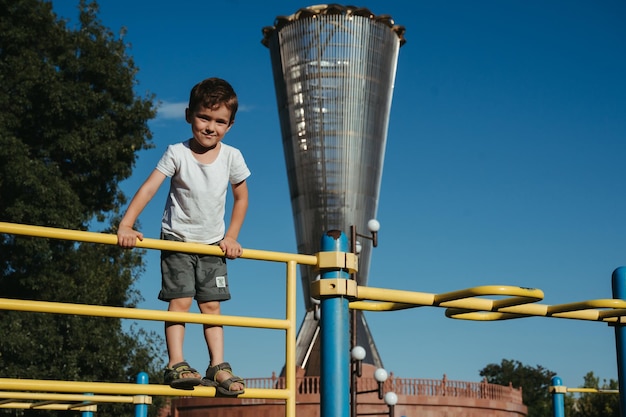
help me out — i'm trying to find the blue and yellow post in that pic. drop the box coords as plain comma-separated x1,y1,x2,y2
316,230,359,417
612,266,626,417
135,372,149,417
81,393,94,417
550,376,565,417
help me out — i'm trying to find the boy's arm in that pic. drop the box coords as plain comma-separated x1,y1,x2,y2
117,169,167,248
220,179,249,259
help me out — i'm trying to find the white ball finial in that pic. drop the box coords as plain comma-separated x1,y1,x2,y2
351,345,366,361
374,368,388,382
367,219,380,232
384,391,398,406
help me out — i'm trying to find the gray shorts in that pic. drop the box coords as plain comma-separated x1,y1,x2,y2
158,233,231,303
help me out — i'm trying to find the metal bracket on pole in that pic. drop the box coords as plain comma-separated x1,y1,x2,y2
317,252,359,275
311,278,358,300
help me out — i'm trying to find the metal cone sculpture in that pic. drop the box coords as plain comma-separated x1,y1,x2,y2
262,4,405,373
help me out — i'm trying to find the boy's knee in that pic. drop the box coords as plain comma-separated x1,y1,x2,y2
198,300,221,315
169,297,194,311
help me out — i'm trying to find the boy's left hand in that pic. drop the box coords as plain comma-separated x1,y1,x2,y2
220,236,243,259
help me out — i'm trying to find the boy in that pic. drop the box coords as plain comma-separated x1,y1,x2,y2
117,78,249,395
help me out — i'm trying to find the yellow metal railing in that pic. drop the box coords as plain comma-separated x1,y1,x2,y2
2,221,626,415
0,391,150,412
311,278,626,324
550,385,619,394
0,221,322,417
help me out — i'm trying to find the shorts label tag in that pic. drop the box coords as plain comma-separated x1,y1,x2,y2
216,276,226,288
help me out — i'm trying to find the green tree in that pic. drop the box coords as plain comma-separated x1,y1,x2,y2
569,372,619,417
0,0,165,416
480,359,556,417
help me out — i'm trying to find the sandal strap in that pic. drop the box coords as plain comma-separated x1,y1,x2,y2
165,361,201,382
203,362,246,395
172,361,199,372
205,362,233,380
213,362,232,372
220,376,245,389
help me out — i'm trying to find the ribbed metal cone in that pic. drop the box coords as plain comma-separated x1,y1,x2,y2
263,4,404,371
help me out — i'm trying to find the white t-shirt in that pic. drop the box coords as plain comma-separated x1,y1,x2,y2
156,140,251,244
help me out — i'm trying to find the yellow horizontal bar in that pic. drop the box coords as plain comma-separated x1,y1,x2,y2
566,388,619,394
548,299,626,315
356,286,436,306
498,299,626,322
0,403,96,411
445,309,531,321
353,285,626,323
0,222,317,266
0,378,290,400
349,301,417,312
551,386,619,394
0,392,143,404
444,300,626,322
445,301,552,320
352,285,543,312
0,298,289,330
434,285,544,305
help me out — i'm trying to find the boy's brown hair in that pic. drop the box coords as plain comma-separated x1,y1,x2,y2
188,78,238,123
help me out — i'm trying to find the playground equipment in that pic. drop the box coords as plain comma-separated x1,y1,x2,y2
0,373,150,416
0,221,307,416
550,376,620,417
1,221,626,417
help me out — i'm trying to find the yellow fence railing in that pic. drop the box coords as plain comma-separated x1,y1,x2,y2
2,221,626,416
0,221,320,417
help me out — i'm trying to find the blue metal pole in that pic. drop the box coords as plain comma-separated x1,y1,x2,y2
135,372,149,417
81,393,94,417
551,376,565,417
612,267,626,417
320,230,350,417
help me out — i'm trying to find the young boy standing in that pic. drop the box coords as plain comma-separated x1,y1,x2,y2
117,78,249,395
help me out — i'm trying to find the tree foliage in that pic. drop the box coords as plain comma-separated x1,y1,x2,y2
568,372,620,417
480,360,621,417
0,0,165,415
480,359,556,417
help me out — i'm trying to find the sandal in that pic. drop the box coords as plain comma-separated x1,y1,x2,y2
202,362,245,396
164,361,203,390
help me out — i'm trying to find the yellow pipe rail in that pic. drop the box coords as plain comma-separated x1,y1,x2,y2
3,221,626,414
566,388,619,394
550,385,619,394
0,403,96,411
0,379,289,399
0,392,150,412
0,222,318,266
444,298,626,322
0,222,301,415
0,298,289,330
348,283,626,323
0,392,149,404
284,260,298,417
349,285,544,312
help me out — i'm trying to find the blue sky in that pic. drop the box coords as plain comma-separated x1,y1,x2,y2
50,1,626,387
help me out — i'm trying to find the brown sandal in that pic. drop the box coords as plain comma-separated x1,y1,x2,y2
164,361,203,390
202,362,245,396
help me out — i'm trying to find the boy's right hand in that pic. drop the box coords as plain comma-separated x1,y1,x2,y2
117,225,144,248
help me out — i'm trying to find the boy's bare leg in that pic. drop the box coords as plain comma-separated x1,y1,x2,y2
165,297,198,377
199,301,245,392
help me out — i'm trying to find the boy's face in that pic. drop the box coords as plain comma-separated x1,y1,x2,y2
185,104,233,149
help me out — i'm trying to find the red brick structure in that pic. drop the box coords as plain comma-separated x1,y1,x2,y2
163,365,527,417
